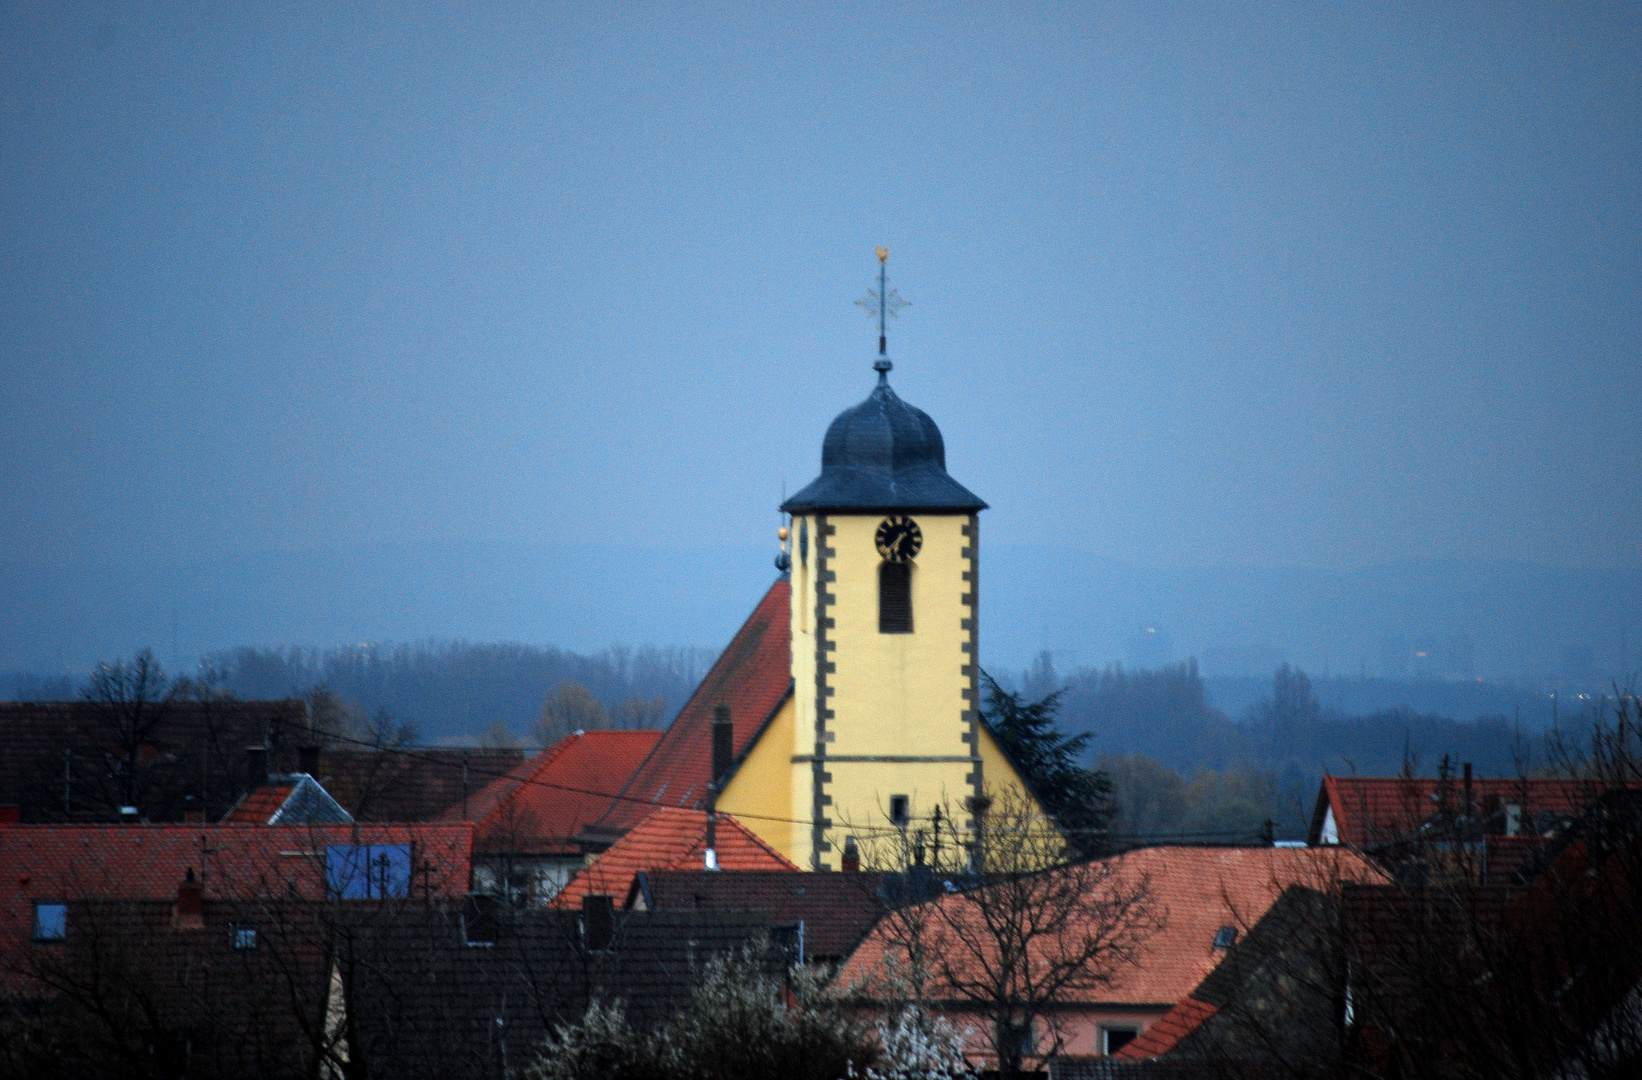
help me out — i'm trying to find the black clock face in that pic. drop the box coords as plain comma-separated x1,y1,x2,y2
875,516,923,563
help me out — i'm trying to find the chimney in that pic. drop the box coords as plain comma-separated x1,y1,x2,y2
298,745,321,776
1463,762,1474,817
246,746,269,786
119,806,140,824
582,894,615,951
0,805,19,825
182,795,204,825
173,868,204,930
841,835,860,873
711,704,734,788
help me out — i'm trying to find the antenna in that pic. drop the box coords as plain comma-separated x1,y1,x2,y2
855,247,909,372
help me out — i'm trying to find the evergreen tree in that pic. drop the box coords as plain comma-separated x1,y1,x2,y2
981,672,1115,855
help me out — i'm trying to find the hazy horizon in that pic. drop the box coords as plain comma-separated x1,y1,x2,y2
4,6,1638,687
5,538,1637,695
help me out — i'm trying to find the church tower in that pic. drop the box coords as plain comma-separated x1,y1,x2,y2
637,254,1045,873
780,350,989,870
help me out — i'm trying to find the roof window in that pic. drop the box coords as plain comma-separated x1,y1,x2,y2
326,844,412,900
1213,925,1238,949
33,902,66,943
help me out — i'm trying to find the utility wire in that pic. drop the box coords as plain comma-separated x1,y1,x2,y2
296,726,1282,843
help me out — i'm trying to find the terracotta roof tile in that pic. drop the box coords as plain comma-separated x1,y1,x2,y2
0,821,473,988
222,785,295,823
841,846,1383,1008
1309,776,1593,847
1116,996,1219,1060
440,730,661,855
582,582,792,841
553,807,797,909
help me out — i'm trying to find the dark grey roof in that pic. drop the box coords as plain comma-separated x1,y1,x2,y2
341,904,776,1079
627,869,889,960
781,367,986,514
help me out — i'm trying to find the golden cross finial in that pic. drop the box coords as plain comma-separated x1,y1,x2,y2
855,248,909,364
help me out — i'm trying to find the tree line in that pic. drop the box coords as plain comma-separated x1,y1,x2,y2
199,640,715,744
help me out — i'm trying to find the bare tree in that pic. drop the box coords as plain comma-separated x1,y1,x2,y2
855,788,1162,1079
79,649,181,815
478,720,524,751
536,682,609,745
609,695,669,731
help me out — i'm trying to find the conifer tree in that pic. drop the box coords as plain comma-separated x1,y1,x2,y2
980,673,1115,855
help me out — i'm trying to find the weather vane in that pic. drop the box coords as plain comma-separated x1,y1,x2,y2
855,247,909,366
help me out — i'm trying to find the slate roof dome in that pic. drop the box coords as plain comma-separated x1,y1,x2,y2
781,363,986,514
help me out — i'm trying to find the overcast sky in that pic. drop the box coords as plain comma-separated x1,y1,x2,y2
2,4,1638,671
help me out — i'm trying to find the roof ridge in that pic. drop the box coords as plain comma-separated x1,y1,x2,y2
581,579,791,837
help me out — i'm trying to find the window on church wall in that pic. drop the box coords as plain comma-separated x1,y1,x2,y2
879,561,913,633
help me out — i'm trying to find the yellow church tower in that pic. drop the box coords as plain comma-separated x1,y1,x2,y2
777,252,996,871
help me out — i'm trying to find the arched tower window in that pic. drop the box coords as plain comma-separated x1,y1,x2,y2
879,561,913,634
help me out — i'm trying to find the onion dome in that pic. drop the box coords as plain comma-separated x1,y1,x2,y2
781,361,986,514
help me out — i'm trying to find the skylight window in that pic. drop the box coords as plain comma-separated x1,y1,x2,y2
33,902,66,942
1213,926,1238,949
326,844,412,899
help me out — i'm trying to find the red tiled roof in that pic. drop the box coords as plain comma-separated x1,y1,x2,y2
552,807,797,909
840,846,1383,1008
582,581,792,842
439,730,662,855
0,822,474,981
1309,776,1595,847
222,785,295,823
1116,995,1219,1060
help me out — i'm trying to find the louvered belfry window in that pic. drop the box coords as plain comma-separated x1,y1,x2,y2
879,561,913,634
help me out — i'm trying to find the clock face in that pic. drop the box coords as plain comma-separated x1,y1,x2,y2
875,516,923,563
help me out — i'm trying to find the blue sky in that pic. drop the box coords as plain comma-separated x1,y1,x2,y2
2,3,1638,675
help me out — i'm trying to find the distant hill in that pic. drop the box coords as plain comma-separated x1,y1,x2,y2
1203,675,1559,730
6,641,715,746
2,541,1637,688
1052,660,1560,782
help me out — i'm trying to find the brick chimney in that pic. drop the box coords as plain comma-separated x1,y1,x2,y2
173,868,204,930
246,746,269,786
0,805,19,826
841,835,860,873
299,744,321,776
705,704,734,871
182,795,204,825
711,704,734,787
